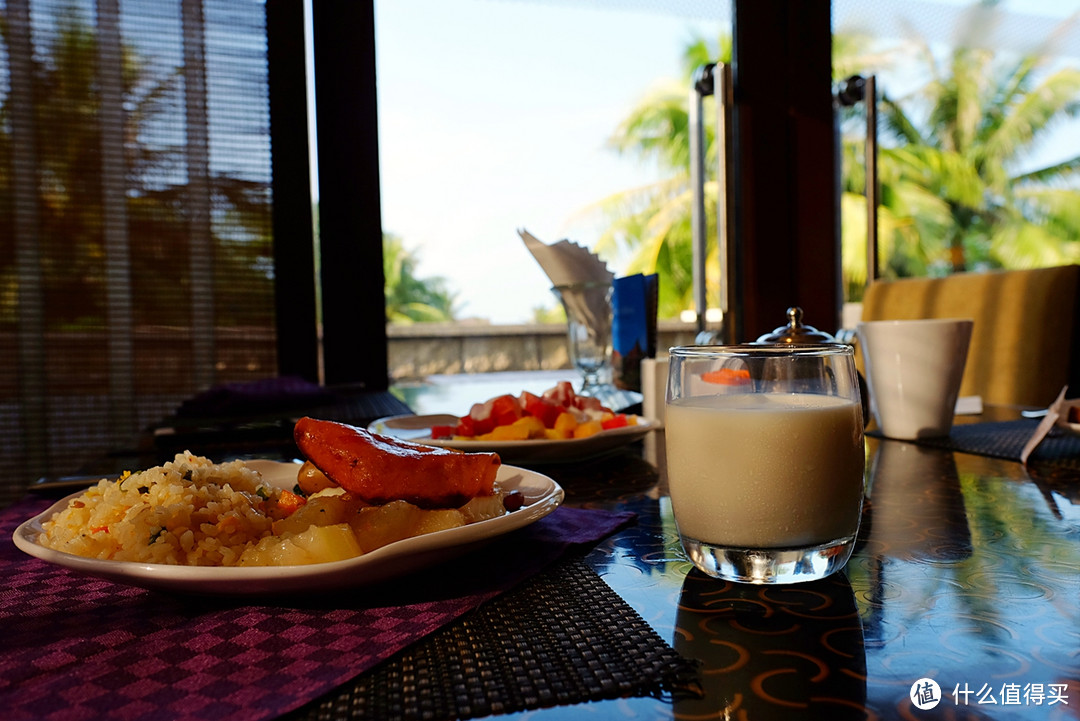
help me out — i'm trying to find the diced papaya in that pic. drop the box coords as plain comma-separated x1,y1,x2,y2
553,412,578,436
511,415,546,438
573,420,604,439
481,424,530,441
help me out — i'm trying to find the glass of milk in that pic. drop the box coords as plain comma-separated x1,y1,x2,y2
665,344,866,584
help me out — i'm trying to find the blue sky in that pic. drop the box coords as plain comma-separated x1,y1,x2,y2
374,0,1080,324
374,0,718,323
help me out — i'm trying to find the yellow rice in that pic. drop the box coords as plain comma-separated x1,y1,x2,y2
38,452,279,566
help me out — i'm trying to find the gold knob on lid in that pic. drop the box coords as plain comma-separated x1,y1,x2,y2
755,307,838,345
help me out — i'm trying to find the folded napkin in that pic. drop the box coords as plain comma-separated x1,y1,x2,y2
519,229,613,288
0,500,634,721
521,229,615,346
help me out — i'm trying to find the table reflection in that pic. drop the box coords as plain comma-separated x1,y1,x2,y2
864,440,972,561
566,429,1080,719
674,571,867,719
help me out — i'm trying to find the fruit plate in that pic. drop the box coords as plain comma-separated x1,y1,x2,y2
12,460,563,595
367,414,661,463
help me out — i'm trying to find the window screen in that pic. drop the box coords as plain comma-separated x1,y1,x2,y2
0,0,275,503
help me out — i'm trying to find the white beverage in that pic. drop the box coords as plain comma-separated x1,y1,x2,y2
666,392,865,549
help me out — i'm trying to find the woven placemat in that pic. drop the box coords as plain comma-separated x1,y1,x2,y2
873,419,1080,471
289,559,700,721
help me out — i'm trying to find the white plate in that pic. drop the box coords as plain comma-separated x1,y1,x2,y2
367,414,661,463
12,460,563,595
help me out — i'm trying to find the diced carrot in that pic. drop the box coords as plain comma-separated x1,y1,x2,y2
217,515,242,533
276,488,307,516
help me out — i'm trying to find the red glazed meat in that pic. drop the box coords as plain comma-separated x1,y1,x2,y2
294,417,500,507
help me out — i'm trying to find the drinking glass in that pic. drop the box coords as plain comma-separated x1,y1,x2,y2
552,282,613,393
665,344,866,584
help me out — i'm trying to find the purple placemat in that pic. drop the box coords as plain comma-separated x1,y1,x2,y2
1,498,634,721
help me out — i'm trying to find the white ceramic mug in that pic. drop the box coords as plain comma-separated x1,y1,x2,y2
856,318,974,440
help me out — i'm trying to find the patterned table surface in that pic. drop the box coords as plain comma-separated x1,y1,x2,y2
524,431,1080,720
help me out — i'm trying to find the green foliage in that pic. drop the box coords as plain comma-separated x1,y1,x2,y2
594,3,1080,314
383,233,457,324
0,5,274,330
583,33,731,319
531,304,565,324
843,3,1080,295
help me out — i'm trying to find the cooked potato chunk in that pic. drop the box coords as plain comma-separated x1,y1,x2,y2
238,523,362,565
296,460,340,495
349,500,466,553
290,523,364,562
271,493,364,536
459,494,509,523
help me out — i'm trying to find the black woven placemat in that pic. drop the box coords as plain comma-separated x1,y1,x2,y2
289,559,700,721
873,419,1080,471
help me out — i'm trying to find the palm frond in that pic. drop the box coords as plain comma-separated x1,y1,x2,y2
984,67,1080,165
606,83,692,172
990,220,1080,268
1011,153,1080,185
879,94,925,146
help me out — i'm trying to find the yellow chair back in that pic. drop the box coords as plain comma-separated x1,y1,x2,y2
857,265,1080,408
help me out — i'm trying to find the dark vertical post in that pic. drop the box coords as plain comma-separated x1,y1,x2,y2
9,0,47,476
310,0,389,389
97,0,135,440
267,0,321,383
181,0,215,389
731,0,839,339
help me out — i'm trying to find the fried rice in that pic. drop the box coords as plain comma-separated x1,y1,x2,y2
38,452,279,566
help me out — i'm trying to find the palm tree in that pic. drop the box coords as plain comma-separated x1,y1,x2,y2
842,3,1080,295
583,36,730,319
0,7,275,329
591,4,1080,311
383,233,458,324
